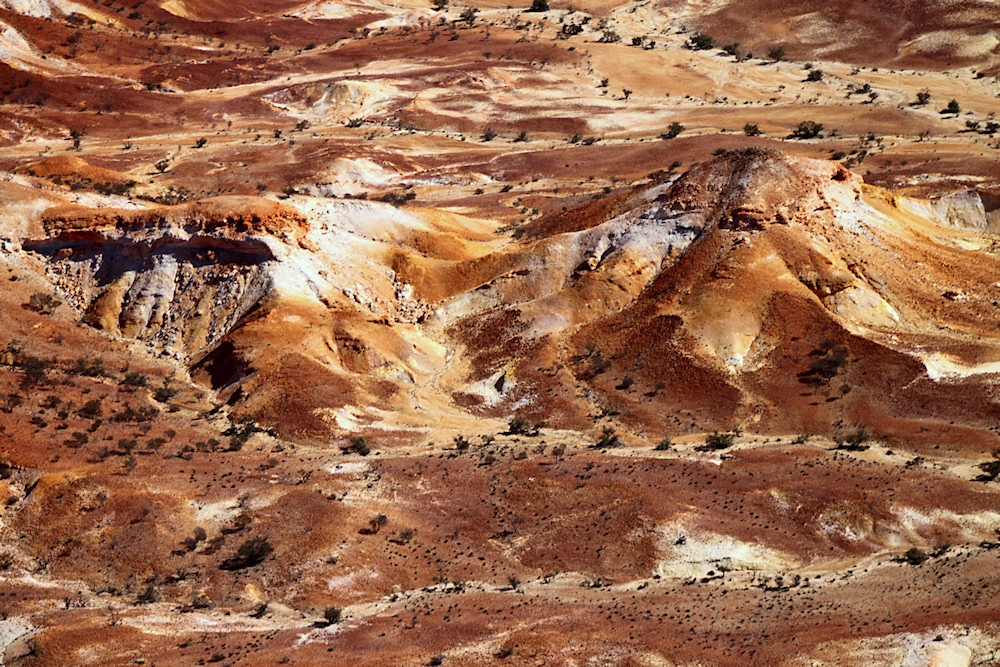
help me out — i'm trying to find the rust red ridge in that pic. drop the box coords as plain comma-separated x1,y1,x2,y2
38,197,308,238
677,0,1000,69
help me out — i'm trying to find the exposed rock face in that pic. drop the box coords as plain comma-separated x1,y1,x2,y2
37,196,310,240
662,147,859,230
23,197,303,357
900,189,990,232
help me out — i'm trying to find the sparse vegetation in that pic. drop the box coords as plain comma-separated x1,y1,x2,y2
460,6,478,25
593,426,621,449
345,436,370,455
698,431,736,451
78,399,103,419
362,513,388,535
25,292,60,315
791,120,823,139
221,538,274,570
225,416,262,450
800,340,847,384
904,547,928,565
688,33,714,50
122,371,147,388
976,449,1000,481
69,127,86,150
506,418,543,436
662,122,685,139
73,357,107,377
153,381,179,403
835,428,870,451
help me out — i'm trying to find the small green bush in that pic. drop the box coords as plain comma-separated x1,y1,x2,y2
221,538,274,570
346,436,370,455
594,427,621,449
791,121,823,139
941,99,960,115
78,399,102,419
323,606,342,625
662,122,684,139
689,33,714,50
25,292,60,315
702,431,735,450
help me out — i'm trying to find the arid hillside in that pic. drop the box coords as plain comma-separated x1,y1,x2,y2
1,0,1000,664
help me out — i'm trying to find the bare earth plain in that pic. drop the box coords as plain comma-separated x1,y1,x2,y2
1,0,1000,664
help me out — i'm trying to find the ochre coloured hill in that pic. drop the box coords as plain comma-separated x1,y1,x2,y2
440,151,1000,449
18,150,1000,451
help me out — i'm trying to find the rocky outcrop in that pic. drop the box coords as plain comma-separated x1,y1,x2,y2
22,197,302,358
899,189,990,232
39,196,310,243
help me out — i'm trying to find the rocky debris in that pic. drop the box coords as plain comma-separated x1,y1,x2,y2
391,271,432,324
